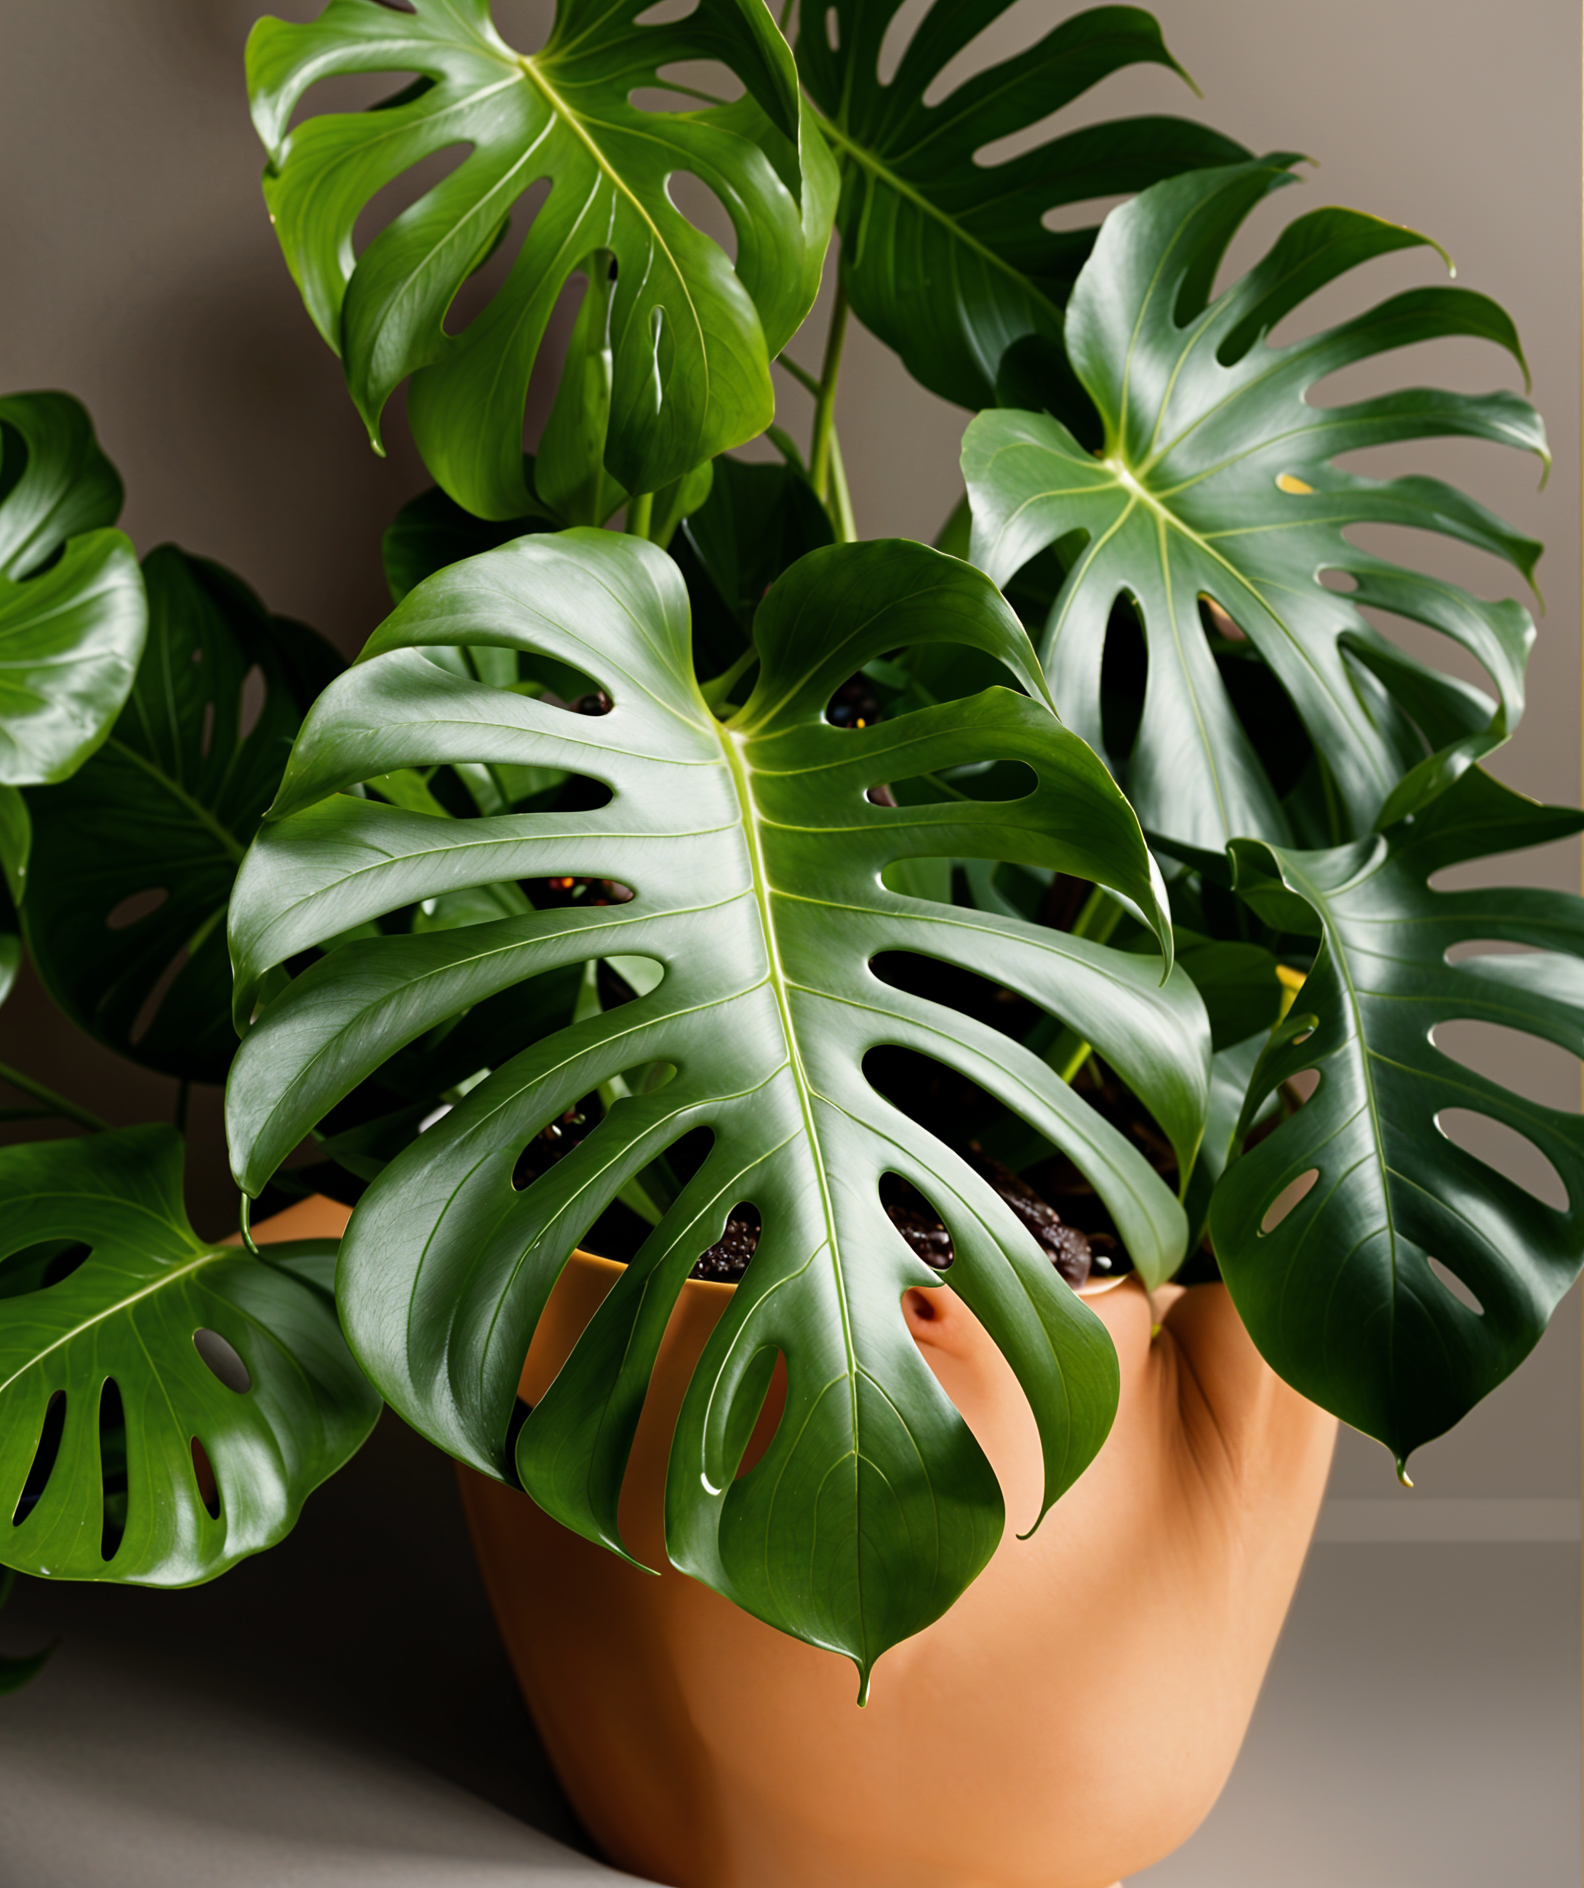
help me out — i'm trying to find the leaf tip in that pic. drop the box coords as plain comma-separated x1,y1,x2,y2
1395,1458,1414,1490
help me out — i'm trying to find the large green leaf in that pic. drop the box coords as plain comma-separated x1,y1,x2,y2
248,0,837,518
21,548,341,1082
225,530,1210,1685
965,161,1548,853
0,1128,379,1585
795,2,1249,411
1209,768,1584,1471
0,392,146,791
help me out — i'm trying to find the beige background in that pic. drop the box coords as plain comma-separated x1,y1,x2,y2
0,2,1577,1882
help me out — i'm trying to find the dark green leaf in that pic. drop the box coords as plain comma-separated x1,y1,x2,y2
22,549,342,1082
248,0,837,515
225,530,1210,1685
797,2,1249,409
966,162,1547,852
0,393,146,791
0,1128,379,1585
1209,768,1584,1470
382,473,552,603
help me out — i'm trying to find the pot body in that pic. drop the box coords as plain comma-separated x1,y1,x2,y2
459,1254,1335,1888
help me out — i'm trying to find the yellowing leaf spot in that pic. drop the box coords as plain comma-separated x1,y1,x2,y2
1276,473,1313,495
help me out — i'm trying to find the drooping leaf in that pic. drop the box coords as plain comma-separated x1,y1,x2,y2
21,548,342,1082
965,161,1548,852
796,2,1249,411
0,392,146,797
0,1127,379,1585
225,530,1210,1684
248,0,837,516
1209,768,1584,1470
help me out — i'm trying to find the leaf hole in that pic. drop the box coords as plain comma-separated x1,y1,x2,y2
12,1391,66,1527
0,1240,92,1300
877,0,931,84
633,0,698,24
238,664,266,741
693,1200,760,1281
1260,1168,1317,1233
350,140,474,266
191,1437,221,1520
99,1379,127,1561
1435,1107,1568,1211
129,944,190,1047
511,1090,605,1192
193,1328,251,1395
1430,1018,1581,1112
106,887,169,931
1443,938,1541,964
1199,594,1244,641
878,759,1038,805
664,172,738,267
825,5,840,51
1099,590,1147,765
519,255,590,452
1317,567,1359,593
1427,1255,1484,1316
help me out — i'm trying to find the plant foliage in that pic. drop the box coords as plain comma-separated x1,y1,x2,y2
225,530,1210,1685
248,0,837,516
964,161,1547,852
796,1,1249,410
0,1127,379,1585
1212,768,1584,1469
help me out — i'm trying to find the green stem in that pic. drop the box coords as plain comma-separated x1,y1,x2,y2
701,647,760,712
0,1061,110,1134
626,491,654,540
809,279,850,505
828,425,857,543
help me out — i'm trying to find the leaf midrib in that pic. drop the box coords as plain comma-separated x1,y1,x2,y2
720,718,866,1656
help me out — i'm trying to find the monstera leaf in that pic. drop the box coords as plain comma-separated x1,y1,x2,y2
965,161,1548,853
0,393,147,920
248,0,836,518
795,2,1248,411
0,1128,379,1585
225,530,1211,1686
1209,768,1584,1472
22,548,342,1082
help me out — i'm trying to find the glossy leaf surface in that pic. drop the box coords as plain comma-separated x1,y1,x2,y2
797,2,1248,410
1210,769,1584,1469
226,530,1210,1683
249,0,836,516
0,1127,378,1585
966,162,1547,852
22,549,341,1082
0,393,146,791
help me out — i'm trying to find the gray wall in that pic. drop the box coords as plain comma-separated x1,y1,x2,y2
0,2,1576,1503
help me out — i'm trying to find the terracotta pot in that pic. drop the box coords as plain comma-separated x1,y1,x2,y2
459,1252,1336,1888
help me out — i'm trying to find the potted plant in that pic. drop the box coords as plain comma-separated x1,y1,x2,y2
0,2,1576,1884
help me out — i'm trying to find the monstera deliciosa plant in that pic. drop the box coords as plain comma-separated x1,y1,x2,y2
1,0,1579,1701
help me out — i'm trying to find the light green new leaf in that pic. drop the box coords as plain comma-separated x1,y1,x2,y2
965,162,1548,853
22,549,342,1083
225,530,1209,1685
0,1128,379,1585
248,0,836,517
1209,768,1584,1471
0,392,146,792
795,2,1249,411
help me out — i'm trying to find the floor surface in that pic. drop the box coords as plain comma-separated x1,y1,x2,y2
1,1413,1576,1887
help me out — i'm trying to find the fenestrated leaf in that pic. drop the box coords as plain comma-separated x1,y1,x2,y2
966,162,1548,853
224,530,1210,1685
248,0,837,517
21,548,343,1082
0,392,146,793
1209,768,1584,1471
0,1127,379,1585
795,2,1249,411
